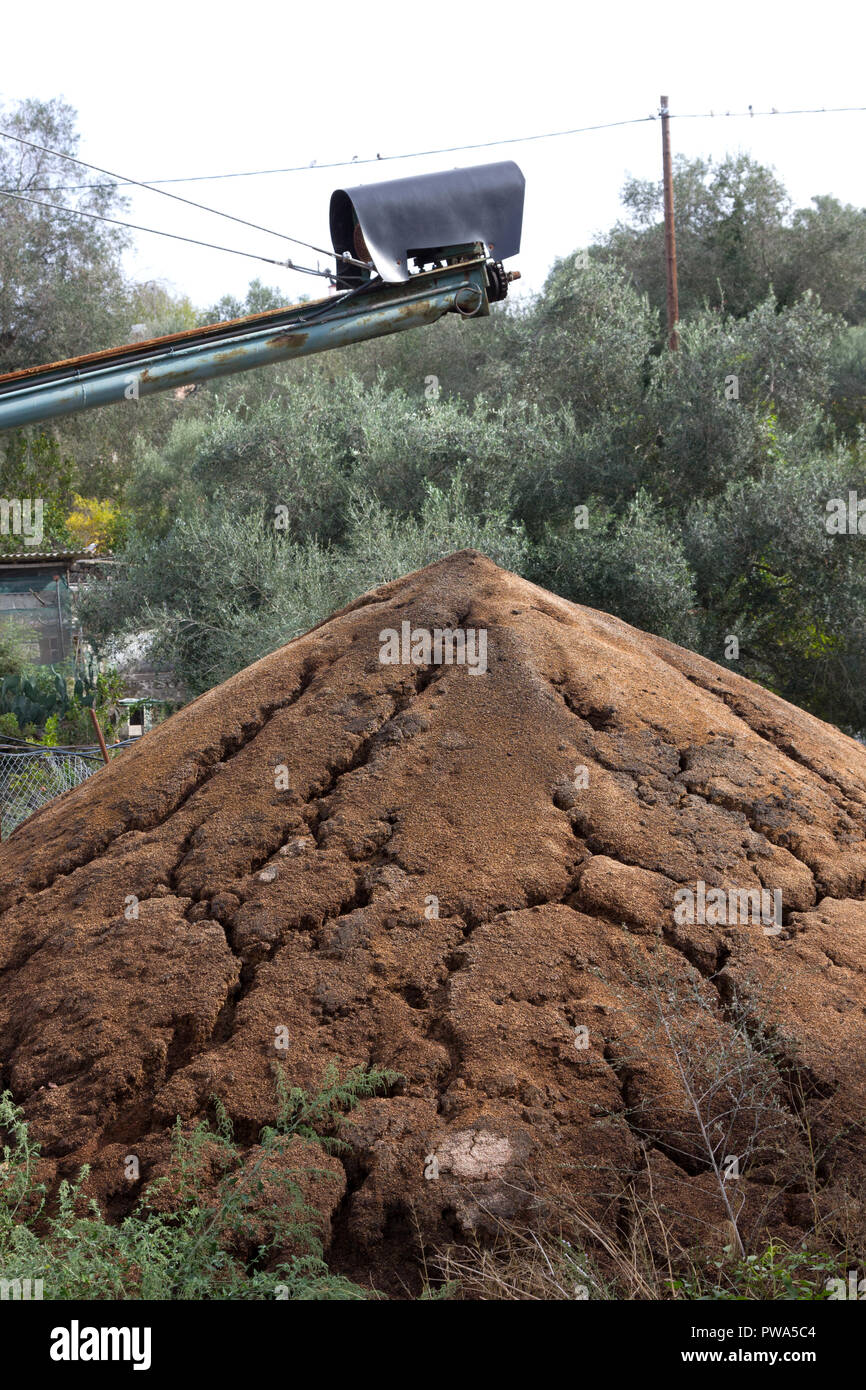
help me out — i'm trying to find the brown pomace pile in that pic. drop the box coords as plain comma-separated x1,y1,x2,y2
1,551,865,1288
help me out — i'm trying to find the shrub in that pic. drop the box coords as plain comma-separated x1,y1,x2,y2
0,1064,398,1300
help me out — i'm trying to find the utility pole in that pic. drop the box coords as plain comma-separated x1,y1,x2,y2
660,95,679,350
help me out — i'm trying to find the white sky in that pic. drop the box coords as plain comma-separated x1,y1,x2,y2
2,0,865,319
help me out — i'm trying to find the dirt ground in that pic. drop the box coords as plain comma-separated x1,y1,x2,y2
1,551,864,1289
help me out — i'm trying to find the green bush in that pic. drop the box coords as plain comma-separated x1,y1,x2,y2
0,622,29,678
0,659,123,744
529,489,699,648
671,1243,843,1301
0,1064,398,1300
0,710,20,739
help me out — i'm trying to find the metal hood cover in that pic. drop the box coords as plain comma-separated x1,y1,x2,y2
329,160,525,283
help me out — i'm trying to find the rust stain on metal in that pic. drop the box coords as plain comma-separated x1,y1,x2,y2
0,296,326,387
272,331,309,349
353,224,371,262
395,298,436,319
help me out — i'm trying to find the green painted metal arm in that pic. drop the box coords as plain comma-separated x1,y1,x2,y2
0,258,492,431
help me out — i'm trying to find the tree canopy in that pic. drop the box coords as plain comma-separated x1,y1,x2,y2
596,153,866,326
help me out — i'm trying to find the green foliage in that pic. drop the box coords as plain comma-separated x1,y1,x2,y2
683,449,866,726
598,153,866,327
0,1065,396,1299
65,494,128,553
510,257,658,420
0,97,129,376
126,373,537,547
0,711,21,739
0,98,212,498
644,292,837,504
80,254,866,731
829,325,866,438
337,299,522,407
780,195,866,324
529,490,699,648
341,473,529,588
0,669,67,729
199,277,295,326
39,712,61,747
0,622,29,677
56,664,124,745
0,657,123,743
265,1061,401,1151
0,430,75,554
125,281,200,339
671,1243,842,1301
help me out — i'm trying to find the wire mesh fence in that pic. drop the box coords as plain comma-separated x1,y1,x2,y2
0,746,106,839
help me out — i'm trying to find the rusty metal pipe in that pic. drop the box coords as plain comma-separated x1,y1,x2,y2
0,260,490,431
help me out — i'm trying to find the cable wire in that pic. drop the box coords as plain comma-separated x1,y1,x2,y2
6,104,866,191
0,188,314,270
0,128,361,266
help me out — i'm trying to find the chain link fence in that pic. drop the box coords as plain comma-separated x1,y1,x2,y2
0,747,106,839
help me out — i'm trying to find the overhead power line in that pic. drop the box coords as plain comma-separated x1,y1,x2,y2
0,189,322,272
0,129,364,269
676,103,866,121
3,116,656,193
5,104,865,192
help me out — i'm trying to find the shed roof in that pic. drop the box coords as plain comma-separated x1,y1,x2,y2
0,551,86,566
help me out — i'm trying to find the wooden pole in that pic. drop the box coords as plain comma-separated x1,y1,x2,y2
660,94,680,350
54,575,66,660
89,706,110,765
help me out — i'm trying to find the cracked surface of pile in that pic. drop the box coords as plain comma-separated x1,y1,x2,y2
2,550,865,1287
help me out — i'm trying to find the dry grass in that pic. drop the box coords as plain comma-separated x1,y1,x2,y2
424,1170,864,1301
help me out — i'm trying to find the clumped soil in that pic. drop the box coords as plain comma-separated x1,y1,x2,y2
1,551,864,1290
